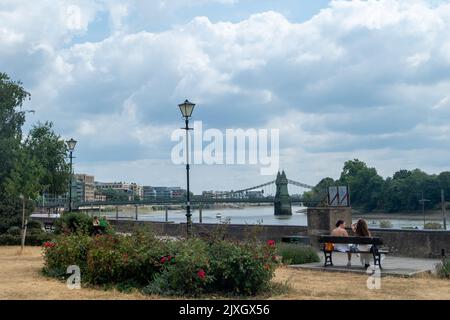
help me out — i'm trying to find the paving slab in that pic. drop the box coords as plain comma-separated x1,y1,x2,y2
290,252,441,277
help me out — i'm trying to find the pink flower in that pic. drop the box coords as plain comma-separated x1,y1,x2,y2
197,269,206,279
267,240,276,246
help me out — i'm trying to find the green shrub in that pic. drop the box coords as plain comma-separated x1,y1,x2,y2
7,226,21,236
437,258,450,279
42,234,92,277
54,212,93,235
86,232,165,285
424,222,443,230
277,243,320,265
27,220,44,231
379,220,393,229
144,238,212,296
0,230,52,246
206,239,279,295
53,212,114,235
42,233,280,297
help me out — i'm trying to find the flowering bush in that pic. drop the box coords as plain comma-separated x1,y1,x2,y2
206,239,279,295
42,232,279,296
42,234,92,278
144,238,213,296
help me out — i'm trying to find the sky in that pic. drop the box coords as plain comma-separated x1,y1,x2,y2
2,0,450,193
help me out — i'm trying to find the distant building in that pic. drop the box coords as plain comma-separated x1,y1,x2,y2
130,183,143,199
94,193,107,202
143,186,156,199
73,174,96,202
142,186,186,199
95,181,143,200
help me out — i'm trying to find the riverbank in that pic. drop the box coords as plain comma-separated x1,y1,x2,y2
353,210,449,221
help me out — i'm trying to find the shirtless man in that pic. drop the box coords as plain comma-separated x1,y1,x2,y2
331,220,352,266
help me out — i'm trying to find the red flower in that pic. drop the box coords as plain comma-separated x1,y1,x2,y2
267,240,276,246
160,256,168,264
43,241,55,248
197,269,206,279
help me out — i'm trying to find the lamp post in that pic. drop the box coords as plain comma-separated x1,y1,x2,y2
67,138,77,212
419,191,430,229
178,99,195,237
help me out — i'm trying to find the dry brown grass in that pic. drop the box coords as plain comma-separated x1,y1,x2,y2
272,267,450,300
0,246,448,300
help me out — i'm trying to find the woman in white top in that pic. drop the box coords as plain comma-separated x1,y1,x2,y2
352,219,372,269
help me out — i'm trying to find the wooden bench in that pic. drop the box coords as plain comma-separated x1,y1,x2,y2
318,236,389,269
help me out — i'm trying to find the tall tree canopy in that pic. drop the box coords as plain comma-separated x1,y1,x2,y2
0,73,70,232
305,159,450,213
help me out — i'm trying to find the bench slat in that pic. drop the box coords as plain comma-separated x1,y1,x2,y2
318,236,383,245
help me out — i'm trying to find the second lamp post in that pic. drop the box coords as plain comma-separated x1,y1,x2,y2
67,138,77,212
178,99,195,236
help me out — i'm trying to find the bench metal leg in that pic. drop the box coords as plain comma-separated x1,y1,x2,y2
372,252,382,270
324,251,333,267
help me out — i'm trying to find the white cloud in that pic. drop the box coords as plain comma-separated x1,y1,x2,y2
3,0,450,190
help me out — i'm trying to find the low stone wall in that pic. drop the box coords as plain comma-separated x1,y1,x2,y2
32,216,449,258
109,220,308,241
369,228,449,258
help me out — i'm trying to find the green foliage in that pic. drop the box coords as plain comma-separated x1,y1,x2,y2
424,222,443,230
379,220,393,229
0,229,51,246
42,232,279,297
206,239,279,295
339,159,384,211
54,212,95,235
302,177,334,207
86,232,165,285
277,244,320,265
25,122,71,196
437,258,450,279
0,73,70,233
42,234,92,276
53,212,114,236
145,238,212,296
305,159,450,213
0,191,35,233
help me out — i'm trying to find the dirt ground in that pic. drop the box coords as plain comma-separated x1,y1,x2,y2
0,246,449,300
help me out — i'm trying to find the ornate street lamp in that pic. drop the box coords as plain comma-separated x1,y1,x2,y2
67,138,77,212
178,99,195,236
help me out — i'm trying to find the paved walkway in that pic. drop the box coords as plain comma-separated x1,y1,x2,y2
290,252,441,277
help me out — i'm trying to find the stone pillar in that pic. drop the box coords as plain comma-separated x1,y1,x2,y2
307,206,352,248
274,170,292,215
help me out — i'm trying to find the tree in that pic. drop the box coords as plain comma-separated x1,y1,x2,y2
25,121,71,196
338,159,384,211
0,73,33,233
0,73,30,194
302,177,335,207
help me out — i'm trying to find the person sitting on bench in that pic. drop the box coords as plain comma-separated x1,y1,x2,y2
331,220,352,267
92,216,102,235
353,219,372,269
